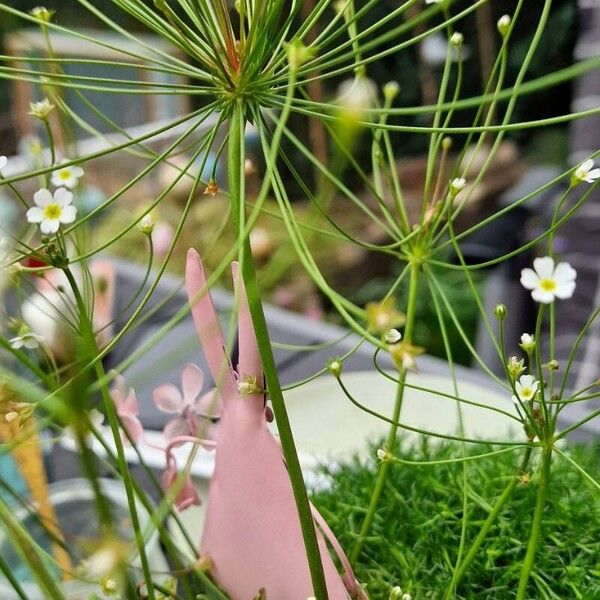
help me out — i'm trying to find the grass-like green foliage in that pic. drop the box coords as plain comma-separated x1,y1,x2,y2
312,439,600,599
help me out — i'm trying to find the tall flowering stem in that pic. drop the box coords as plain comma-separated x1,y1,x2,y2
350,261,420,564
228,92,329,597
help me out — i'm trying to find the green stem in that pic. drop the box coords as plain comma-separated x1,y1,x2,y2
350,261,420,564
516,446,553,600
62,266,156,600
228,101,329,599
445,448,532,597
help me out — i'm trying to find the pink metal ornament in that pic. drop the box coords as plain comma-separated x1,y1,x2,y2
185,249,366,599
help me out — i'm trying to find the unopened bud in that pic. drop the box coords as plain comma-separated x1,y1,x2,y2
389,587,402,599
327,358,343,378
441,137,453,151
30,6,54,22
384,328,402,344
494,304,507,320
137,214,154,235
383,81,400,103
507,356,525,381
450,32,464,47
497,14,511,37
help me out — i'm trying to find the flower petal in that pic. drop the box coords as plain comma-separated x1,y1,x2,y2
153,384,183,413
121,388,139,417
520,268,539,290
554,280,576,300
553,262,576,284
193,388,221,418
579,159,593,173
59,205,77,223
26,206,44,223
40,219,60,235
585,168,600,181
533,256,554,279
531,288,555,304
54,187,73,207
180,363,204,406
33,188,53,207
163,416,191,440
120,414,143,444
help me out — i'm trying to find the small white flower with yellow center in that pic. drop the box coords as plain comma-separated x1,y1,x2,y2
512,374,539,405
520,257,576,304
51,161,84,189
571,159,600,186
27,188,77,235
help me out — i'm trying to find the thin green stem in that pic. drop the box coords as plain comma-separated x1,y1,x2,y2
350,262,419,564
516,446,553,600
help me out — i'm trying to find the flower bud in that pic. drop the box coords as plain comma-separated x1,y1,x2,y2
450,32,464,47
137,214,154,235
389,586,402,599
519,333,535,353
383,81,400,104
494,304,507,320
449,177,466,197
507,356,525,381
384,328,402,344
441,137,453,151
30,6,54,22
327,358,343,378
497,14,511,37
544,359,559,371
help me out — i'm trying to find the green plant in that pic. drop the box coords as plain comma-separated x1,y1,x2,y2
0,0,598,598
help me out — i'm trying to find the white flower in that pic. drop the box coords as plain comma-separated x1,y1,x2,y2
520,257,576,304
0,155,7,172
27,188,77,234
449,177,466,196
10,329,43,350
51,161,84,189
512,374,539,404
572,159,600,185
336,76,378,123
519,333,535,352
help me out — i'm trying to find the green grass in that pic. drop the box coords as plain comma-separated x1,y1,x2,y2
312,439,600,599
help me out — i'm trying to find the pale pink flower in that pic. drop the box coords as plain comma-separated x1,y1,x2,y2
110,373,143,444
153,363,221,449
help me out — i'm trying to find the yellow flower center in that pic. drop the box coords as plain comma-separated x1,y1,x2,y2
521,387,533,399
58,169,71,180
540,278,556,292
43,203,61,220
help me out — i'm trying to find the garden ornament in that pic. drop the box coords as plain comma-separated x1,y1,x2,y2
185,248,366,599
